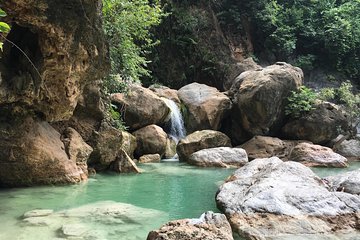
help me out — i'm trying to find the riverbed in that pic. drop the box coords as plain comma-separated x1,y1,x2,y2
0,161,359,240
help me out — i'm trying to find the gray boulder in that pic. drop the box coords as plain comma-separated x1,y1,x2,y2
176,130,232,162
335,139,360,160
178,83,232,133
289,142,348,168
147,211,233,240
229,62,303,138
325,169,360,195
216,157,360,239
188,147,248,168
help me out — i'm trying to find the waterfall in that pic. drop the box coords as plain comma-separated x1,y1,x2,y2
162,98,186,142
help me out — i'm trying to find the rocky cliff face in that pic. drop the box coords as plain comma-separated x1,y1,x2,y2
0,0,109,186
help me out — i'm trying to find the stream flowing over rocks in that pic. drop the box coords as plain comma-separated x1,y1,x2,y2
216,157,360,239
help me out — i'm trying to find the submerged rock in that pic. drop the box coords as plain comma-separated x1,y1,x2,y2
147,211,234,240
289,142,348,168
176,130,232,162
178,83,232,132
216,157,360,239
111,85,170,130
229,62,303,137
189,147,248,168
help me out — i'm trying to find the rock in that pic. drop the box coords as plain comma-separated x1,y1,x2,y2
0,0,108,122
133,125,168,158
139,154,161,163
335,139,360,160
61,127,93,176
0,117,84,186
188,147,248,168
111,85,170,130
149,85,181,104
229,62,303,137
176,130,232,162
61,224,89,237
223,57,262,90
216,157,360,239
240,135,291,160
23,209,54,218
109,149,141,174
325,169,360,195
282,101,349,144
289,142,348,168
147,211,234,240
88,123,138,172
164,138,177,159
178,83,232,132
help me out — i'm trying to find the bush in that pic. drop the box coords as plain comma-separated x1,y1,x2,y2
285,86,317,118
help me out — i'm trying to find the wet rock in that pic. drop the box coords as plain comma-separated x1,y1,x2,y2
325,169,360,195
149,85,181,104
62,127,93,176
0,117,84,186
139,154,161,163
133,125,168,158
89,123,137,172
282,101,349,144
216,157,360,239
111,85,170,130
164,138,177,159
178,83,232,132
289,142,348,168
109,149,141,174
189,147,248,168
0,0,108,122
61,224,89,237
229,62,303,137
335,139,360,160
147,211,233,240
176,130,232,162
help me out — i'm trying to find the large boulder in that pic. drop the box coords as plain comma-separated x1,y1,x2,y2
289,142,348,168
149,85,181,104
139,154,161,163
239,135,292,160
147,211,233,240
61,127,93,175
216,157,360,239
88,123,137,172
109,149,141,174
0,0,108,122
133,125,168,158
178,83,232,132
111,85,170,130
0,117,85,186
282,101,349,144
188,147,248,168
176,130,232,162
325,169,360,195
335,139,360,160
229,62,303,137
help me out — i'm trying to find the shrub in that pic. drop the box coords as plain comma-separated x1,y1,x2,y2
285,86,317,118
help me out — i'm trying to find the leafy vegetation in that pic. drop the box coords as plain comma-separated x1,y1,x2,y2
285,86,317,118
216,0,360,81
102,0,165,93
0,8,11,51
109,104,128,131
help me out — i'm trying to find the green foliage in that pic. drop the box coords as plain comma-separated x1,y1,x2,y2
102,0,165,90
0,8,10,51
285,86,317,118
103,74,129,94
320,81,360,131
292,54,316,71
109,104,128,131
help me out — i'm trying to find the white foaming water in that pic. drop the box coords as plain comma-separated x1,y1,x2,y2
162,98,186,142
